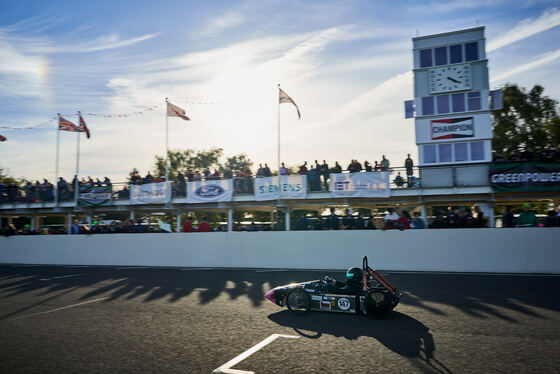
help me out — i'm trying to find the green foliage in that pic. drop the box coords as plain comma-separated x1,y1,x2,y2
492,83,560,155
225,153,253,172
0,167,19,185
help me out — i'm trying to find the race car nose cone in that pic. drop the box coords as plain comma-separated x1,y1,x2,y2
265,289,276,304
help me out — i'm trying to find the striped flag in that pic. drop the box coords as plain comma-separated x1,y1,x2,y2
79,114,91,139
279,87,301,119
167,101,190,121
58,116,80,132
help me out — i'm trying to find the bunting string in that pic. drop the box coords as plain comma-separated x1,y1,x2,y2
0,100,220,130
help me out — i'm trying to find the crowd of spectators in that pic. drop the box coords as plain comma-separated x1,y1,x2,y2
493,145,560,163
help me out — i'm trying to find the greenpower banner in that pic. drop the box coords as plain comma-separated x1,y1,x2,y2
253,175,307,201
78,185,112,206
490,163,560,192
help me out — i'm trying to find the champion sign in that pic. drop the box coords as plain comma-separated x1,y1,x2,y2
431,117,474,140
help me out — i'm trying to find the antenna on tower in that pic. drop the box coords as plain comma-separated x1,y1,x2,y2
476,19,479,26
416,29,420,37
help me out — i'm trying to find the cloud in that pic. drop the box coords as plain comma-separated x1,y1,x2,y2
491,48,560,82
487,7,560,51
197,10,245,37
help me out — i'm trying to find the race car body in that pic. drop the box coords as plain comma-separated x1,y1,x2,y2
265,256,401,318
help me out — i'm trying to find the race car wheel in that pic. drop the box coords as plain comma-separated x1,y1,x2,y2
286,288,311,315
364,290,393,319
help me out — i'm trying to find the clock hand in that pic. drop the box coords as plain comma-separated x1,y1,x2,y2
447,77,461,83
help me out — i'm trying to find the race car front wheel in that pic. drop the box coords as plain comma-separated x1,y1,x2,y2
286,288,311,315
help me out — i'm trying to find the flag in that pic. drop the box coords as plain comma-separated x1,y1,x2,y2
279,87,301,119
167,101,190,121
0,134,6,142
79,114,91,139
58,116,80,132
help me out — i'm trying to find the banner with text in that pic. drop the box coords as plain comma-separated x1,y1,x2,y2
329,172,391,198
78,185,112,206
186,179,234,203
253,175,307,201
130,182,171,204
490,163,560,192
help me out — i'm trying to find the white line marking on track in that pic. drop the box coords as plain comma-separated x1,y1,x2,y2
181,268,214,271
213,334,299,374
8,297,110,321
40,274,81,281
116,266,152,269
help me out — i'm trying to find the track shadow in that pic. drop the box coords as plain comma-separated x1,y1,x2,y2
269,310,452,374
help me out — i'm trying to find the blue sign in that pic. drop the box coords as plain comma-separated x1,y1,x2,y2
195,185,225,197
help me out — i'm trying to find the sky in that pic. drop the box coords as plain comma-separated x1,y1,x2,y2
1,0,559,183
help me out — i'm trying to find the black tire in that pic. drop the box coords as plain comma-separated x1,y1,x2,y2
286,288,311,315
364,290,393,319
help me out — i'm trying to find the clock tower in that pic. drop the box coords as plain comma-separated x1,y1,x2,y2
408,27,493,166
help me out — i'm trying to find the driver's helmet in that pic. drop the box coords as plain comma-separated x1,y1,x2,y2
345,267,363,285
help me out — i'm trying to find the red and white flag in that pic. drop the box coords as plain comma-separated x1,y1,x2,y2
0,134,6,142
58,116,80,132
79,114,91,139
167,101,190,121
279,87,301,119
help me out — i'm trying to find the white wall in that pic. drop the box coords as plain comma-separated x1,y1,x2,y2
1,229,559,273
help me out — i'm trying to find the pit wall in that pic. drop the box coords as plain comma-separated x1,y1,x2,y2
1,229,558,273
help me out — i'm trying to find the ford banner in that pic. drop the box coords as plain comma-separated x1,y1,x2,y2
130,181,171,204
330,172,391,198
186,179,234,203
253,175,307,201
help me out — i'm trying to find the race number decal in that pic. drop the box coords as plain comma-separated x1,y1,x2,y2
337,297,350,311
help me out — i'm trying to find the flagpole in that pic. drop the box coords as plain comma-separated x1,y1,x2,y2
165,98,169,182
277,84,281,179
55,114,61,204
76,112,81,178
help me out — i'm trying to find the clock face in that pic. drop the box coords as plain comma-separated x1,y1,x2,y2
429,64,471,94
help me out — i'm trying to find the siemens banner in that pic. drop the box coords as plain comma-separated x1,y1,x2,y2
253,175,307,201
130,182,171,204
330,172,391,198
186,179,234,203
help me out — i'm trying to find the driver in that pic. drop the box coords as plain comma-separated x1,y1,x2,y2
324,267,363,295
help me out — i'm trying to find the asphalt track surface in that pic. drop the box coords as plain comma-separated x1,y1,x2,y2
0,265,559,374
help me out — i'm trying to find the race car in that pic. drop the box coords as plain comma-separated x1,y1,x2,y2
265,256,401,318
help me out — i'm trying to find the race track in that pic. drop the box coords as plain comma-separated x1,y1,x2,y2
0,265,559,373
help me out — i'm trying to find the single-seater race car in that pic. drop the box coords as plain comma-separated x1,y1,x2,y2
265,256,401,318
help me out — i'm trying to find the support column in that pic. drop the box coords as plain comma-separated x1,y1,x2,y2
67,212,73,234
30,214,36,231
176,212,182,233
36,216,43,231
227,208,233,232
421,203,427,221
285,207,291,231
0,216,2,229
8,217,13,226
86,213,92,230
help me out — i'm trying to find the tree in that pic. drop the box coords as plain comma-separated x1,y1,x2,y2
492,83,560,156
225,153,253,171
0,168,17,185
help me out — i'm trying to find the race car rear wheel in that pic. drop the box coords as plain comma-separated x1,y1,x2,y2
286,288,311,315
364,290,393,319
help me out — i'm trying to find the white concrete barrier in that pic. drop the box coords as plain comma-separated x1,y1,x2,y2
0,229,559,273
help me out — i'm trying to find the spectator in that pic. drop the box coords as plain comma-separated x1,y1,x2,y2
355,212,367,229
508,150,520,162
256,164,265,178
405,154,414,182
279,162,289,175
364,161,372,172
197,217,211,232
103,176,112,186
429,211,446,229
263,163,272,177
143,172,153,184
517,204,538,227
374,161,381,171
347,160,355,173
182,216,194,232
380,155,390,171
544,210,558,227
342,209,355,230
366,215,377,230
410,211,425,229
502,205,516,228
71,220,81,234
186,169,195,182
493,151,506,163
212,169,221,179
520,147,533,162
72,174,79,187
223,167,233,179
294,214,310,230
153,175,162,183
326,207,339,230
314,215,326,230
331,162,342,174
473,205,486,227
247,221,259,231
298,161,308,175
320,160,329,189
272,217,285,231
383,208,399,229
396,210,411,230
540,146,555,162
393,172,405,188
194,170,202,181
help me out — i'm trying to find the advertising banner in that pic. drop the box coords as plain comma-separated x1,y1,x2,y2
329,172,391,198
253,175,307,201
186,179,234,203
130,182,171,204
78,185,112,206
490,163,560,192
431,117,474,140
